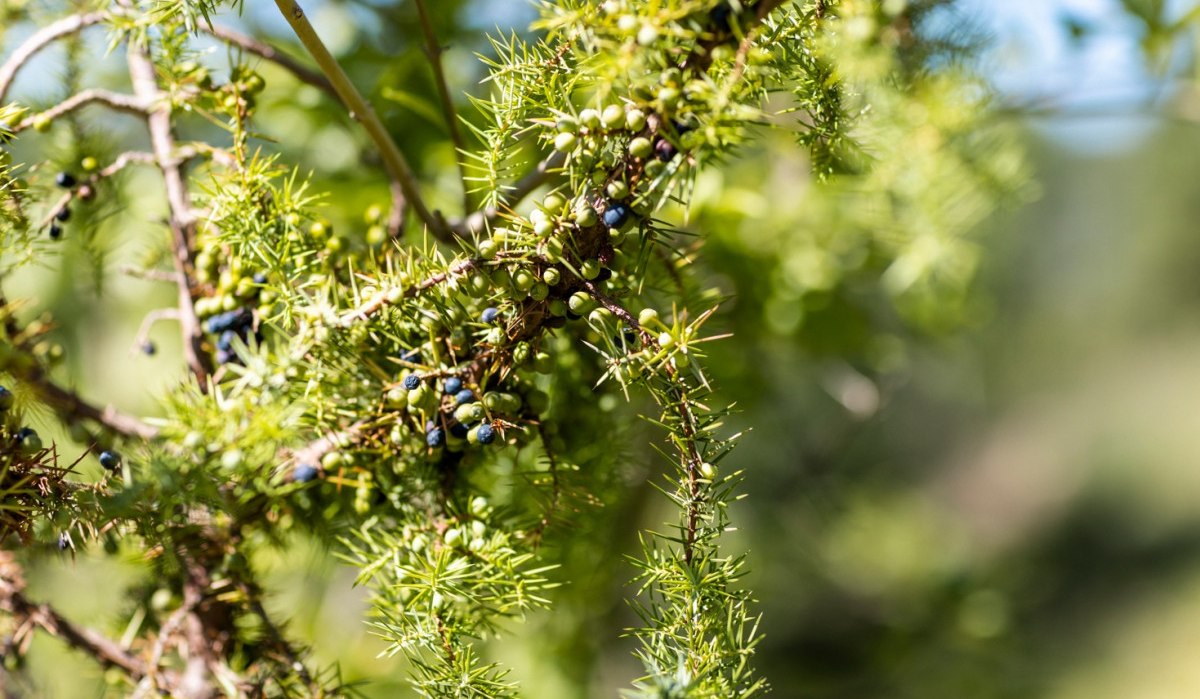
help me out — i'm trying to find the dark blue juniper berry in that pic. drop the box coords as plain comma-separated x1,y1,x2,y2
403,374,422,391
98,450,121,470
49,223,62,240
15,427,41,451
216,348,235,365
455,389,476,405
443,376,463,395
252,272,267,285
55,206,71,222
481,307,500,324
476,423,496,445
141,340,156,356
426,426,445,447
54,172,76,188
449,421,469,438
206,309,251,335
217,330,237,352
654,137,678,162
293,462,319,483
602,202,631,229
710,3,733,32
0,385,13,411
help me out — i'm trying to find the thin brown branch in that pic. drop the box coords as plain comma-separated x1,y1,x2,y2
0,294,158,440
127,41,213,385
11,89,149,134
199,24,337,100
273,0,452,242
414,0,471,213
387,179,408,238
0,563,151,680
0,12,105,102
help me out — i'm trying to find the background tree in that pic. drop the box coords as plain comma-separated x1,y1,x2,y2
5,0,1199,697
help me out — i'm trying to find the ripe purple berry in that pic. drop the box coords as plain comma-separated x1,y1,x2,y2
455,389,476,405
98,450,121,470
444,376,463,395
49,223,62,240
141,340,156,356
293,462,319,483
426,426,445,447
55,206,71,222
654,137,678,162
602,203,631,229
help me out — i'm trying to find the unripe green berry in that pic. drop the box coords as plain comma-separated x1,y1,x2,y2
606,180,629,200
554,132,577,152
548,299,568,317
626,108,647,131
658,331,675,349
568,291,594,315
513,270,536,292
542,192,567,212
513,341,531,364
533,351,554,374
556,115,579,133
575,204,598,227
455,402,484,423
580,259,601,280
580,108,601,129
601,104,625,129
542,267,561,286
638,308,660,326
629,137,653,159
530,282,550,301
477,239,499,259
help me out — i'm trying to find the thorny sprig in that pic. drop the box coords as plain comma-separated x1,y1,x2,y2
0,0,1028,696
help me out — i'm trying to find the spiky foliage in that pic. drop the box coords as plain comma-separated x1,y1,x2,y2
0,0,1030,696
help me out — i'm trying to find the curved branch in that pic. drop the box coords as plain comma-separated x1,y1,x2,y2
127,42,213,384
11,89,149,134
0,12,106,103
198,24,337,100
272,0,452,242
414,0,471,213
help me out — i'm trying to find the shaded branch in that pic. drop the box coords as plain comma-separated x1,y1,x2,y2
273,0,452,242
199,24,337,100
0,561,152,680
414,0,471,213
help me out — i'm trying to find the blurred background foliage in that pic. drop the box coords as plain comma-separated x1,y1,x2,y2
5,0,1200,696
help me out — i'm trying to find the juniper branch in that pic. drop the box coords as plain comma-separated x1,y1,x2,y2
272,0,452,242
0,11,105,102
126,39,213,384
414,0,471,213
